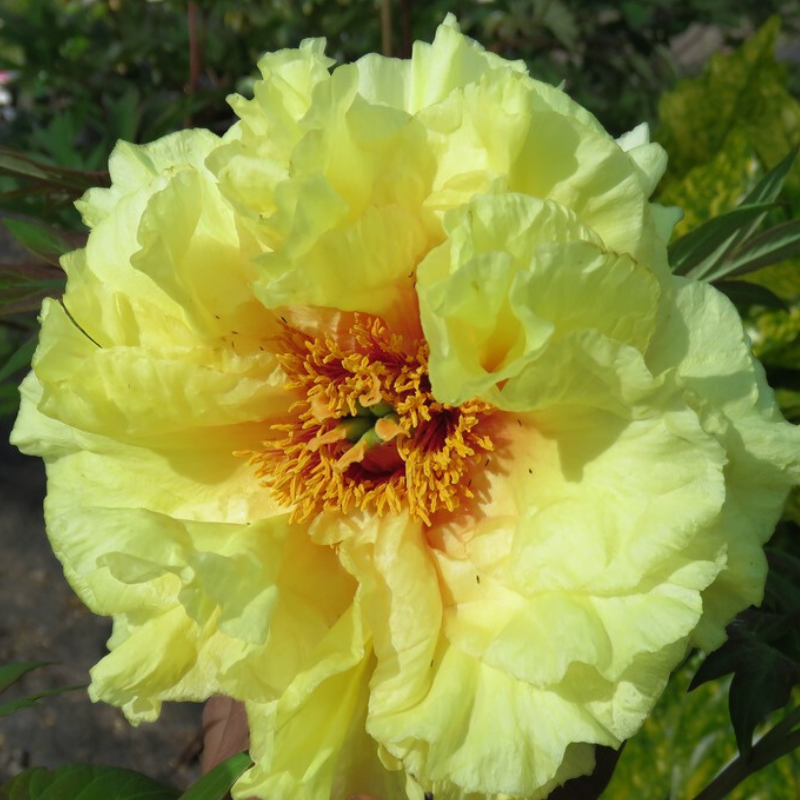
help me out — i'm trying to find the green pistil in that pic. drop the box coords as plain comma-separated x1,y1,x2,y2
368,400,394,418
340,416,374,443
341,403,398,446
353,399,395,418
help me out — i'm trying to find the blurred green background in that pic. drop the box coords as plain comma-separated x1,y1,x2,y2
0,0,797,174
2,2,800,799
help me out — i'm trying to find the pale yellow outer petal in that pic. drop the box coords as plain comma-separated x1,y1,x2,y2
233,606,390,800
76,129,222,228
647,279,800,648
418,193,661,408
616,123,668,197
351,368,727,796
27,300,286,443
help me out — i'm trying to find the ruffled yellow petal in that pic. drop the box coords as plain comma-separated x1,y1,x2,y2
374,645,600,800
69,131,274,350
45,494,355,721
76,129,222,229
338,512,441,723
30,300,286,441
69,507,292,720
418,193,661,408
616,123,668,197
647,279,800,647
393,13,528,116
233,606,375,800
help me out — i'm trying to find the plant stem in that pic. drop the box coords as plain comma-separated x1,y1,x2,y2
399,0,413,58
691,724,800,800
763,703,800,741
381,0,393,57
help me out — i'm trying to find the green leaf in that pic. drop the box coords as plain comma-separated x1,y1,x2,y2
0,684,88,719
0,662,51,695
605,653,800,800
0,765,180,800
177,753,252,800
656,18,800,279
723,219,800,277
0,150,50,183
740,145,799,208
668,202,777,277
2,218,79,266
751,307,800,368
0,383,20,418
690,611,800,760
657,128,760,239
0,146,109,194
728,654,799,761
714,280,787,311
707,146,800,274
0,335,36,385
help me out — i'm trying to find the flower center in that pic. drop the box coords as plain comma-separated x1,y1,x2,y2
245,316,495,524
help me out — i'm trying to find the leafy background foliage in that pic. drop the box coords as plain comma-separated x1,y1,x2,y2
2,2,800,799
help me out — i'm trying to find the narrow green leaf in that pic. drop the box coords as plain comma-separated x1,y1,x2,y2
2,218,77,266
177,753,252,800
0,684,87,719
0,765,180,800
669,202,778,277
0,662,51,695
0,152,50,182
699,147,800,282
714,280,788,310
0,147,108,192
740,145,799,207
0,260,66,283
722,219,800,277
0,295,50,316
0,279,65,291
0,336,36,384
0,383,20,418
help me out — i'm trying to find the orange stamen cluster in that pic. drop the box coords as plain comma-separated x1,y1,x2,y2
245,316,495,524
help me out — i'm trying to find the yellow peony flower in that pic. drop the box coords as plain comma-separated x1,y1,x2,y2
11,16,800,800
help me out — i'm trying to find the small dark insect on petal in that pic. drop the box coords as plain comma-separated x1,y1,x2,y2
425,793,435,800
476,575,481,584
281,316,287,323
528,468,533,474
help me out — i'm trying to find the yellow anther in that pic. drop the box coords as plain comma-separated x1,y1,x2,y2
241,315,495,523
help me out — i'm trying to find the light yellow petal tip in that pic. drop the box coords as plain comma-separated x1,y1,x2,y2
76,129,221,228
